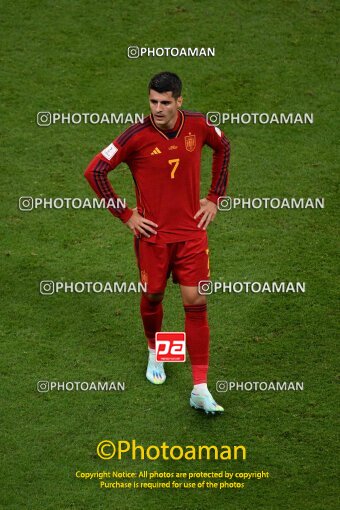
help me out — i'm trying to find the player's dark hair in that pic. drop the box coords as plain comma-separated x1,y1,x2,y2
148,72,182,99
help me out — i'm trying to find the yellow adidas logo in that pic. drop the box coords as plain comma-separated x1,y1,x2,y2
151,147,162,155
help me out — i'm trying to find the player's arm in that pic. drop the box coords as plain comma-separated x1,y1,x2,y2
194,122,230,229
84,141,133,222
84,140,157,237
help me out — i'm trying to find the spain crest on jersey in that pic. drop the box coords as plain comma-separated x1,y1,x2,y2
185,133,196,152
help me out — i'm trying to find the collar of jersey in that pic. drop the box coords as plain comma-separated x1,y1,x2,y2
150,109,185,140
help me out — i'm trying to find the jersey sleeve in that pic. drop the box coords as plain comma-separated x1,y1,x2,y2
84,137,133,223
203,121,231,204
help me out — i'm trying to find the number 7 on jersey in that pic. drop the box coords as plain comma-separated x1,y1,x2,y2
168,158,180,179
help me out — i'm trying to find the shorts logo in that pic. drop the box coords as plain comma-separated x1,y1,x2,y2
206,248,210,278
185,133,196,152
156,332,186,362
101,143,118,160
141,270,148,285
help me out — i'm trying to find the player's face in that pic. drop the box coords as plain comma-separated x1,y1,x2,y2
149,90,183,130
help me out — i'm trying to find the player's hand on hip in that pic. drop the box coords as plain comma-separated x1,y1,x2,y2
125,208,158,238
194,198,217,230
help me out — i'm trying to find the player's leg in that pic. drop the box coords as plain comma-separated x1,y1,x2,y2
180,285,223,414
142,291,167,384
140,291,164,351
173,234,223,414
134,238,168,384
180,285,209,387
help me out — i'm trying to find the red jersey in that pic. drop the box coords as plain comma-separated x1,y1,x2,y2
84,110,230,244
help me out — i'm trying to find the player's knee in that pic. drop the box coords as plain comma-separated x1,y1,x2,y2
183,295,207,306
144,292,164,304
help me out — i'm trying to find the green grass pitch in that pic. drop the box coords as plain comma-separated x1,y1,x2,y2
1,1,338,509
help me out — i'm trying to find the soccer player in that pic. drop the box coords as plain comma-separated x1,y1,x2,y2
84,72,230,414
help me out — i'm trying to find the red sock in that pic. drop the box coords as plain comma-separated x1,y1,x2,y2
140,294,163,349
184,304,210,385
